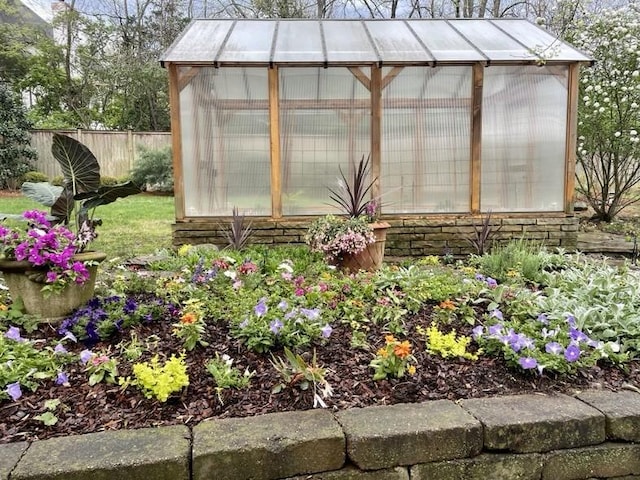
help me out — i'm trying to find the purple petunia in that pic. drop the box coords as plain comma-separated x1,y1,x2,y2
54,343,68,355
321,324,333,338
488,324,504,336
4,326,24,342
300,308,321,321
269,319,283,334
56,371,69,385
486,277,498,288
490,309,503,321
545,342,564,355
254,298,268,317
518,357,538,369
79,349,93,364
472,325,484,340
564,344,581,362
6,382,22,401
537,313,549,325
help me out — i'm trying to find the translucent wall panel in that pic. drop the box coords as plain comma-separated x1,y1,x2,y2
279,68,370,216
481,66,568,212
382,66,472,214
179,67,270,216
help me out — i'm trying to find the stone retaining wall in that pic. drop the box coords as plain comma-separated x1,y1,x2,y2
3,391,639,480
173,214,579,256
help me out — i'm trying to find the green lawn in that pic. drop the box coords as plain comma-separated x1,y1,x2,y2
1,193,175,260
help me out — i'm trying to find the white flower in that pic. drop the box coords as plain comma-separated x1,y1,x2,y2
631,130,638,136
614,131,621,137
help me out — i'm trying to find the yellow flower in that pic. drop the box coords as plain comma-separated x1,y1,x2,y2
177,244,192,257
384,334,396,344
0,304,7,311
407,365,416,375
376,347,389,358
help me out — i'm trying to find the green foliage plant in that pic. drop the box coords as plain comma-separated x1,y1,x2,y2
172,301,209,351
129,146,173,193
271,347,333,408
206,353,253,403
85,351,119,386
0,84,37,189
34,399,61,426
22,171,48,184
369,335,417,381
132,354,189,402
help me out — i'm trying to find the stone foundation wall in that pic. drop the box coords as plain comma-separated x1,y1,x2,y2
4,391,639,480
173,214,579,256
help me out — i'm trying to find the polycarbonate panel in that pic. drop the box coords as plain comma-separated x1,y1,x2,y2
407,21,484,62
481,65,568,212
493,20,591,62
365,22,433,63
323,21,378,63
279,68,370,216
162,21,232,63
381,66,472,214
216,21,275,63
273,21,324,63
450,20,531,61
179,67,270,216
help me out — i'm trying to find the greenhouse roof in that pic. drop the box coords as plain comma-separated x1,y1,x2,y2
161,18,591,67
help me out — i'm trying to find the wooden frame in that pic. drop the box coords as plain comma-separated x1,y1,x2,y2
564,63,580,213
168,63,185,221
470,63,484,214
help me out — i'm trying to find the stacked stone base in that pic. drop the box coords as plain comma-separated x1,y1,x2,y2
173,214,579,257
3,391,639,480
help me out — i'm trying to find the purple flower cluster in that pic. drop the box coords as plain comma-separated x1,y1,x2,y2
473,312,602,373
0,210,91,290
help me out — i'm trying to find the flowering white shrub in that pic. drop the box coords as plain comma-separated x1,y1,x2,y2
567,4,640,221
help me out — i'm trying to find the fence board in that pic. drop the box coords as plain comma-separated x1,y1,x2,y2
30,130,171,179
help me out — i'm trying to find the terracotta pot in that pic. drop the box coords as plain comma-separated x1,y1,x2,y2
0,251,106,320
335,222,390,273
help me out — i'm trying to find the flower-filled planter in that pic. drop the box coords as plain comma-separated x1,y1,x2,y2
0,251,106,319
305,155,389,273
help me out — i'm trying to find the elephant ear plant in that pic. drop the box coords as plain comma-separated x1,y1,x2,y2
21,133,142,251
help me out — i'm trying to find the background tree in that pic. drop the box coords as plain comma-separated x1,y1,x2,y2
565,4,640,222
0,83,37,189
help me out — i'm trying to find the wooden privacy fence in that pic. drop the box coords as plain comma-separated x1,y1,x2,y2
30,130,171,179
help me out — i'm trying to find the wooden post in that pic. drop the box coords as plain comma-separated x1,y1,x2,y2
371,65,382,203
168,63,185,220
470,63,483,214
269,66,282,219
564,63,579,213
127,130,134,170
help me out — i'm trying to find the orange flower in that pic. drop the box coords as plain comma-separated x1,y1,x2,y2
384,334,396,344
393,341,411,359
439,299,456,310
180,312,198,324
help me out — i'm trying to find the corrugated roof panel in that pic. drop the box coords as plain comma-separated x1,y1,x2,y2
323,21,378,63
273,21,324,63
449,20,535,61
216,21,275,64
407,21,485,62
366,21,433,63
492,20,591,62
162,20,232,63
161,19,592,65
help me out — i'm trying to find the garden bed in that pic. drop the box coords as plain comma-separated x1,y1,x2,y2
1,244,640,445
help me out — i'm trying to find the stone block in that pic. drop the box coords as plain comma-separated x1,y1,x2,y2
193,409,345,480
11,425,190,480
336,401,482,470
285,466,409,479
411,453,543,480
461,394,605,453
501,218,537,225
0,441,28,480
576,390,640,441
542,443,640,480
536,217,577,226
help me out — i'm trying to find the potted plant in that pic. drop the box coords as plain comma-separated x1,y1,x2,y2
305,155,390,272
0,133,141,319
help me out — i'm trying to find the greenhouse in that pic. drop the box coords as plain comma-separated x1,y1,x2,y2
161,18,591,255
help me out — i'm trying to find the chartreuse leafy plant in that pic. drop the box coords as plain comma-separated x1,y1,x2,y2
132,354,189,402
418,323,478,361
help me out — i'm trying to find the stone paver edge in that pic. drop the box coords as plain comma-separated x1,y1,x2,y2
2,390,639,480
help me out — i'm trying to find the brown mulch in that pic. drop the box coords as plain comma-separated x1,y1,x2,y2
1,309,638,445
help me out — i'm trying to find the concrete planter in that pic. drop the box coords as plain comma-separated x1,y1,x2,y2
0,251,106,320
